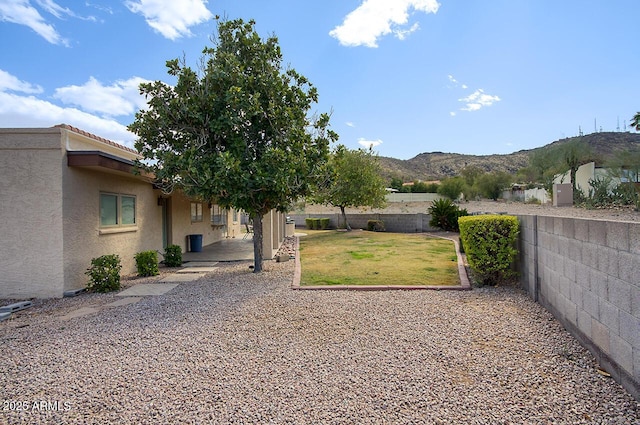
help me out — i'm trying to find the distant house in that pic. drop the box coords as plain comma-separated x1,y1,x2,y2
554,162,618,197
0,125,285,299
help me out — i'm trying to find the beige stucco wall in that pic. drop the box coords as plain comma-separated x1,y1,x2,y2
1,126,278,298
0,129,65,298
167,193,243,252
261,210,285,259
0,127,162,298
61,166,163,292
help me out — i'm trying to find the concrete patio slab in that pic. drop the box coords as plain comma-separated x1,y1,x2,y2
117,283,179,296
182,238,254,262
176,267,217,274
182,261,218,268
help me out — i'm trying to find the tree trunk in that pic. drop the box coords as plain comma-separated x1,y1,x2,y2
340,206,351,231
251,213,264,272
570,167,578,199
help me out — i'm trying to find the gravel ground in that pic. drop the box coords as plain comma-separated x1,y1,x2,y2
1,253,639,424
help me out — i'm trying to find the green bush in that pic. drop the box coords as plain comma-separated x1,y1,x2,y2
164,244,183,267
135,250,159,277
437,176,466,200
305,218,326,229
85,254,122,293
428,198,468,232
459,215,519,286
367,220,385,232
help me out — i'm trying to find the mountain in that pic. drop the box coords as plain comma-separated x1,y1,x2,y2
378,132,640,182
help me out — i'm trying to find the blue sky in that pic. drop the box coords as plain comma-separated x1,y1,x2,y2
1,0,638,159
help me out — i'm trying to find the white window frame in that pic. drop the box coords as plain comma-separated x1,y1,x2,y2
100,192,137,230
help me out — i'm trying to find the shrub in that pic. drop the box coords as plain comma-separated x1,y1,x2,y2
458,215,519,286
613,182,639,206
428,198,468,232
164,244,183,267
86,254,122,293
135,250,159,277
437,177,466,200
319,218,330,229
367,220,385,232
525,196,541,204
305,218,323,229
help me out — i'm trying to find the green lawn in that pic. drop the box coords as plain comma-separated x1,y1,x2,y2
299,230,460,286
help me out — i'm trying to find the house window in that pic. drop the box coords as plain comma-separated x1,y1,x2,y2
191,202,203,222
211,205,227,226
100,193,136,227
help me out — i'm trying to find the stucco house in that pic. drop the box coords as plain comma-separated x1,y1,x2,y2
0,125,286,299
553,161,640,197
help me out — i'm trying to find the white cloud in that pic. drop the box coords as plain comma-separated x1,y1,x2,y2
0,69,43,94
0,70,140,148
0,0,68,45
35,0,76,19
459,89,501,112
330,0,440,48
54,76,150,117
346,121,355,127
447,74,468,89
0,91,136,147
125,0,213,40
358,138,383,148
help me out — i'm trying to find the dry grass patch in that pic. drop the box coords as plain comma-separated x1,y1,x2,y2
299,230,459,286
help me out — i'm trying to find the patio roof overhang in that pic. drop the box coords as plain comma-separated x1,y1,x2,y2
67,150,154,181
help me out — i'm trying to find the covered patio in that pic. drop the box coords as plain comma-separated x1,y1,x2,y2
181,238,255,263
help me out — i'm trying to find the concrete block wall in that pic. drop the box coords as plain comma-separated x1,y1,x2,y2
518,215,640,400
288,213,437,233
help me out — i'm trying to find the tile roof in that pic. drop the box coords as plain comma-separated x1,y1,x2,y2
53,123,139,155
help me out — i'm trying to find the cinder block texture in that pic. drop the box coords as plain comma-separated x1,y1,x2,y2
517,215,640,400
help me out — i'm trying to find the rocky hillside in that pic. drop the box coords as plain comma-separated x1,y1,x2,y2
378,132,640,182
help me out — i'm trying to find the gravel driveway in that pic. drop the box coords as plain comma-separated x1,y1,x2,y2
1,260,639,424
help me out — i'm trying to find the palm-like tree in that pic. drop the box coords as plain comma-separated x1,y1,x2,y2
631,112,640,131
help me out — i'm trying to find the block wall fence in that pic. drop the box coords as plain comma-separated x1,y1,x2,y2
518,215,640,400
288,213,438,233
290,212,640,399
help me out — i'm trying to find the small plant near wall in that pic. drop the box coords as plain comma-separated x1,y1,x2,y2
367,220,385,232
86,254,122,293
135,250,159,277
428,198,468,232
164,244,183,267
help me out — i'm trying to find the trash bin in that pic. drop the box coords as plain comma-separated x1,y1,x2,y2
189,234,203,252
285,219,296,237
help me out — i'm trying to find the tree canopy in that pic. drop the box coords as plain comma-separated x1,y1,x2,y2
312,145,387,231
129,18,337,272
631,112,640,131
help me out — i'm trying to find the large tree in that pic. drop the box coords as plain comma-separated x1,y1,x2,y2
129,19,337,272
312,145,387,231
557,139,594,199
